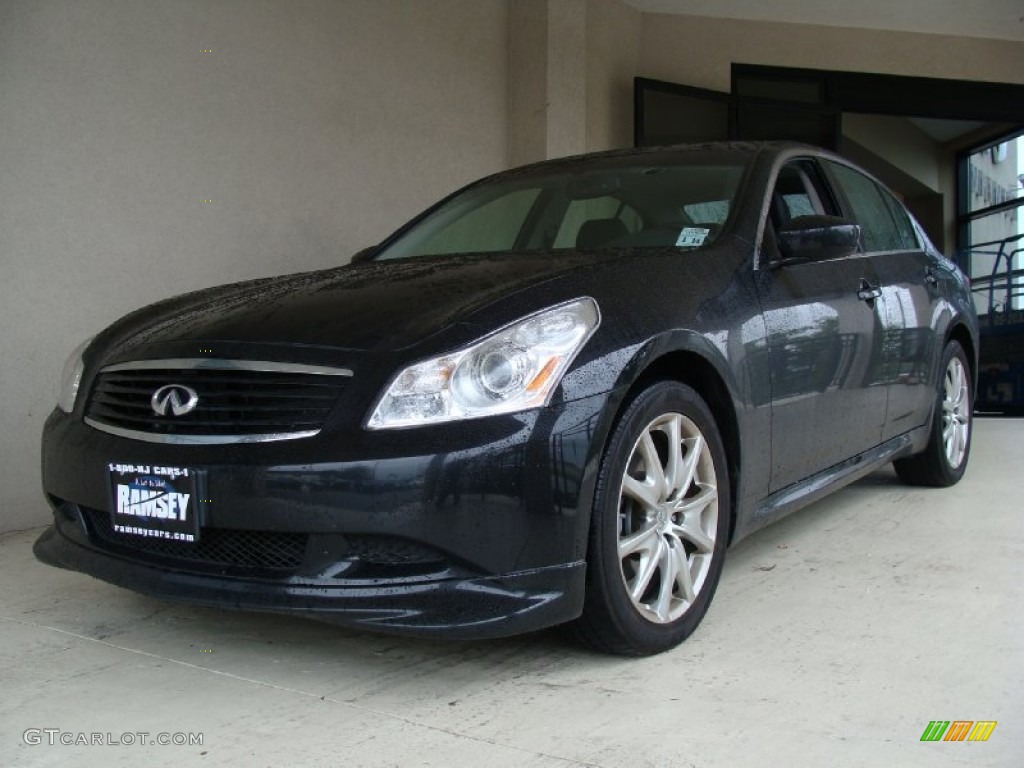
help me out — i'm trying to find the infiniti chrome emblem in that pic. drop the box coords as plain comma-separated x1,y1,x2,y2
151,384,199,417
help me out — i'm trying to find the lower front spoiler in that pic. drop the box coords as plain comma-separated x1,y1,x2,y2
33,526,586,641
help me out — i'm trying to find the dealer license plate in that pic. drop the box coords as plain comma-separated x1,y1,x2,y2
108,463,200,543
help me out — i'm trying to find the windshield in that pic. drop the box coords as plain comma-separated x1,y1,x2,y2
375,155,749,261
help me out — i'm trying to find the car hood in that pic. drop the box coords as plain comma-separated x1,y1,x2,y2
97,252,624,360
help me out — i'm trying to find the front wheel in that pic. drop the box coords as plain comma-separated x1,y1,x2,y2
894,340,973,487
571,381,730,656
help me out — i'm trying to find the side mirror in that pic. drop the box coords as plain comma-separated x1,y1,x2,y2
776,215,861,264
350,246,378,264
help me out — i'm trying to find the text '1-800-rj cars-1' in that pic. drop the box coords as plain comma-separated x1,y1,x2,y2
36,141,978,655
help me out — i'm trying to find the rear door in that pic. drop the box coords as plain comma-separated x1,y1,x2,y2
756,158,888,492
821,160,939,439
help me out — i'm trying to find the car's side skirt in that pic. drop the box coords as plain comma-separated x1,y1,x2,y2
733,425,930,542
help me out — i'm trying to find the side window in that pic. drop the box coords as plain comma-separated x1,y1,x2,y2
880,189,920,251
763,160,835,263
825,162,906,253
769,161,831,231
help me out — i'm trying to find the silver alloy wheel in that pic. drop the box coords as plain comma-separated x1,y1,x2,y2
942,356,970,469
617,412,718,624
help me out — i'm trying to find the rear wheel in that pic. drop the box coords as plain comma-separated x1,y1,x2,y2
571,381,730,656
894,340,972,487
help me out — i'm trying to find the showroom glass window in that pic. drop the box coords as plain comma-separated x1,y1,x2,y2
958,130,1024,313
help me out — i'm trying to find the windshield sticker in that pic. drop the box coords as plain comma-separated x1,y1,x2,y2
676,227,710,247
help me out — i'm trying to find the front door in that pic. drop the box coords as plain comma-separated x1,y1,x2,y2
756,160,888,492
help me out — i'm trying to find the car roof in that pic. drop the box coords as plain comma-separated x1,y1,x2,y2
486,140,827,183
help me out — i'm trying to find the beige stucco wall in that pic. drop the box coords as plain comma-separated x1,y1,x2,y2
585,0,642,152
842,115,942,193
0,0,509,532
639,13,1024,90
507,0,550,165
508,0,639,165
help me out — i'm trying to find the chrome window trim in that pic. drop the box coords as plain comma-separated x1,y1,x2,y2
99,359,353,377
84,418,320,444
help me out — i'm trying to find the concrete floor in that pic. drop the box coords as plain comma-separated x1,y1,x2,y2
1,419,1021,768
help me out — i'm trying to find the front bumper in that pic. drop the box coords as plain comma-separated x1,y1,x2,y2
33,525,585,638
38,390,613,638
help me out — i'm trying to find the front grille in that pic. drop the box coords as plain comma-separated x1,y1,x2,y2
81,506,308,572
84,359,351,443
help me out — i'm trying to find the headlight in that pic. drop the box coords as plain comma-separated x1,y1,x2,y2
367,297,600,429
58,337,92,413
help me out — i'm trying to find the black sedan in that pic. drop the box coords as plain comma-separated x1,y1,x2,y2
36,142,977,655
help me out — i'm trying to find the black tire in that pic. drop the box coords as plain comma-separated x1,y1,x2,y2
894,340,973,487
570,381,730,656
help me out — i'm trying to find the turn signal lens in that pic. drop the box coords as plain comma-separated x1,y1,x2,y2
57,337,93,413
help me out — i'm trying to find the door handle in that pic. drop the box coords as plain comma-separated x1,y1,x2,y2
857,279,882,303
